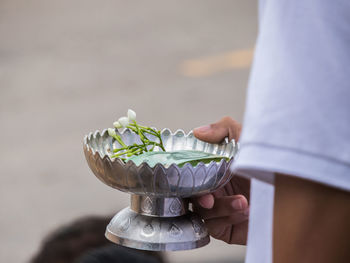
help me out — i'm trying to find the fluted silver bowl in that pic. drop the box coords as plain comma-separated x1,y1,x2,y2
84,128,238,198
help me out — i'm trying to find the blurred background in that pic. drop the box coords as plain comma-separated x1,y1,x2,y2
0,0,257,262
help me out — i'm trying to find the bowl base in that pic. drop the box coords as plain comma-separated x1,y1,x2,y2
105,207,210,251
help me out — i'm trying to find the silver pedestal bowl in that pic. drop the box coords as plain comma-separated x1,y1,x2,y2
83,128,238,251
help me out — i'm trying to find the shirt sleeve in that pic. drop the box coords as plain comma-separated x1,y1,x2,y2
232,0,350,192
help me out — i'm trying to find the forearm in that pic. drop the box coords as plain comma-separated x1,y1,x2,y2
273,174,350,263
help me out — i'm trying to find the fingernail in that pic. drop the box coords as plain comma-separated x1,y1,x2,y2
198,198,206,208
195,125,210,133
198,198,212,209
231,199,243,210
197,195,214,209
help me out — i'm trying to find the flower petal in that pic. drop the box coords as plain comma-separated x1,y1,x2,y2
118,116,129,127
127,109,136,121
113,121,123,129
108,128,117,137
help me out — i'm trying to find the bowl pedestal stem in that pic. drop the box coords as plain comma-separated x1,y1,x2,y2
130,195,188,217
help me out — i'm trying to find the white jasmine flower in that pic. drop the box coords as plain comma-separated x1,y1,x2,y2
118,116,129,127
127,109,136,121
108,128,117,137
113,121,123,129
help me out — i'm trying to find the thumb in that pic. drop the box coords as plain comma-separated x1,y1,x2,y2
193,116,241,144
193,194,215,209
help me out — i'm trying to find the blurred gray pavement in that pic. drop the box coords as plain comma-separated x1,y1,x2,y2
0,1,257,262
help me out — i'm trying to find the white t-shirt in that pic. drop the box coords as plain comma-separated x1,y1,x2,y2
231,1,350,262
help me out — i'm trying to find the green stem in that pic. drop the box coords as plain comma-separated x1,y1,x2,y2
129,123,148,130
142,128,159,137
110,120,166,157
158,135,165,151
130,123,159,137
112,134,127,148
131,121,149,152
137,126,165,151
113,146,128,153
112,149,135,158
113,144,141,153
126,148,143,157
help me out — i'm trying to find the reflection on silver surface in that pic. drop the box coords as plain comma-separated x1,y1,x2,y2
105,208,210,251
130,195,188,217
84,128,238,197
83,128,238,251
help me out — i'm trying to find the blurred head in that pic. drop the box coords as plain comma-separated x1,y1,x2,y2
30,215,165,263
75,244,163,263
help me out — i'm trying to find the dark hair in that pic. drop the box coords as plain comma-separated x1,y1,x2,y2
75,244,162,263
30,215,166,263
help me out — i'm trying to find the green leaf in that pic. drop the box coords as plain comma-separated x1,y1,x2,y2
126,150,228,167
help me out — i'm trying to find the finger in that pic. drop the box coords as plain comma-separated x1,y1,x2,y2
210,186,228,199
205,209,249,235
227,221,248,245
205,210,248,244
192,194,215,209
206,225,231,243
230,176,251,201
193,116,241,143
206,221,248,245
195,195,249,220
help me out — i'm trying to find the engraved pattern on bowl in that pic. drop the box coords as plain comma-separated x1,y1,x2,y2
106,207,210,251
84,128,238,198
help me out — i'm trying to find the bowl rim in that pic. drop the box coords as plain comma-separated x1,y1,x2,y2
83,128,238,170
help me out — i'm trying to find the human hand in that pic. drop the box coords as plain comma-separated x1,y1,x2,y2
192,116,250,245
